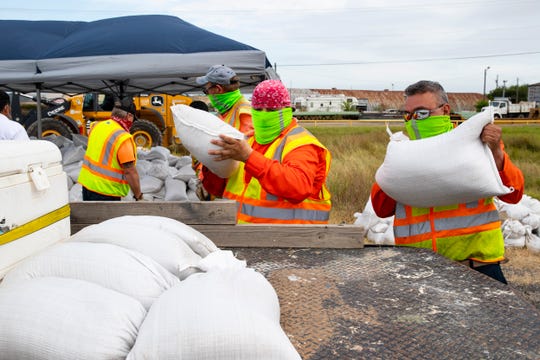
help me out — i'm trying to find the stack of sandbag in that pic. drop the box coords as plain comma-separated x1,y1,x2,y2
0,215,301,359
496,195,540,252
353,197,394,245
41,134,200,202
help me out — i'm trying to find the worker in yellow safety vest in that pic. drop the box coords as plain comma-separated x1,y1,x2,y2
78,100,143,201
371,80,524,284
201,80,332,224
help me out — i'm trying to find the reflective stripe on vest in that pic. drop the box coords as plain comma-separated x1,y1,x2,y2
223,124,331,224
222,98,250,129
394,199,504,262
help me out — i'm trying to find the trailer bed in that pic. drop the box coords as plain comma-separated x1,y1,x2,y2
235,247,539,360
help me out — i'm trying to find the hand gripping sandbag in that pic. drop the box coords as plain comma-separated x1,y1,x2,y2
171,104,244,178
375,109,513,208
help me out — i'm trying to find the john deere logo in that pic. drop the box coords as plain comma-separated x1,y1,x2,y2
151,96,164,106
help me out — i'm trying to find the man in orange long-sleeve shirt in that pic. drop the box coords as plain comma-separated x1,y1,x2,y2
371,80,524,284
202,80,331,224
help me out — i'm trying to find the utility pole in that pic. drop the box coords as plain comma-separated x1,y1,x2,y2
483,66,490,100
502,80,507,97
495,75,499,88
516,77,519,102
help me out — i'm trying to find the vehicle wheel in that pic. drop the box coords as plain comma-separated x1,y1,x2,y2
27,118,74,139
131,119,162,148
494,114,501,119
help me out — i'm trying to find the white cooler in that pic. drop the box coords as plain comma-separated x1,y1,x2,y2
0,140,70,278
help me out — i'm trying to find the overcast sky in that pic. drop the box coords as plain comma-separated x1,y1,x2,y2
4,0,540,93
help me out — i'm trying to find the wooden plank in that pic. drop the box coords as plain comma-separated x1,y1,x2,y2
191,224,363,248
69,202,364,248
69,201,237,228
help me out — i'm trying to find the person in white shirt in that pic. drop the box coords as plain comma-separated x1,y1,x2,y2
0,90,30,140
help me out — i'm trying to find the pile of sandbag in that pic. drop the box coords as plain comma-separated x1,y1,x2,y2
42,134,200,202
353,194,540,253
0,216,301,360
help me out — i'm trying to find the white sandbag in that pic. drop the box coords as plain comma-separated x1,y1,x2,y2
148,160,170,180
522,213,540,229
525,229,540,253
63,160,82,183
70,220,202,279
164,177,188,201
375,110,513,208
502,219,527,248
127,268,300,360
0,277,146,360
187,189,199,201
137,145,170,162
69,182,83,202
171,104,244,178
367,226,395,245
140,175,164,193
100,215,219,257
196,249,247,272
173,164,197,182
521,194,540,215
2,242,179,309
136,159,152,176
495,199,530,221
174,155,194,169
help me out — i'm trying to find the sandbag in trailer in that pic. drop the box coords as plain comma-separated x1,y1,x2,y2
2,242,179,310
0,277,146,360
0,140,70,279
70,218,204,280
128,267,301,360
375,109,513,208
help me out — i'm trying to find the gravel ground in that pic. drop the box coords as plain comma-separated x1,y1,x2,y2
502,247,540,310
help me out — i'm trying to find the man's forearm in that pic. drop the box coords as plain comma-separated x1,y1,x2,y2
122,162,142,199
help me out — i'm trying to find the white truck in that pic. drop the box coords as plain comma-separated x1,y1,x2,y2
482,97,538,119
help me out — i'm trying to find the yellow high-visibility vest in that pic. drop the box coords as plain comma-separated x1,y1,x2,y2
78,120,136,197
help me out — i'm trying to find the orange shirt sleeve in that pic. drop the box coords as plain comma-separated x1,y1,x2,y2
117,139,136,164
244,143,326,204
238,113,254,137
370,182,397,218
497,150,524,204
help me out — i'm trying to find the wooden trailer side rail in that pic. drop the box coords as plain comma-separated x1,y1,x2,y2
69,201,364,249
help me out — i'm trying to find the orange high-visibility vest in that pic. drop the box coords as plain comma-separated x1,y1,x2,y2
394,198,504,262
78,120,136,197
223,125,331,224
220,97,251,130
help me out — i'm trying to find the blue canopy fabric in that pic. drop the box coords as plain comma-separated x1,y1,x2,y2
0,15,277,94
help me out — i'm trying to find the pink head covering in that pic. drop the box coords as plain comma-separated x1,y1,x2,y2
251,80,291,110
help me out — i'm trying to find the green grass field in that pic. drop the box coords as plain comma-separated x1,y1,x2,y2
306,124,540,224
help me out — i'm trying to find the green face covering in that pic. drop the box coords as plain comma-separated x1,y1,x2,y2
208,89,242,114
405,115,454,140
252,107,293,144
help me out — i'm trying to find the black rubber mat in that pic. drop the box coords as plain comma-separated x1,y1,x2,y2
232,246,540,360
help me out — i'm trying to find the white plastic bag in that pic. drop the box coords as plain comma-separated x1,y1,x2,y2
375,110,513,208
171,104,244,178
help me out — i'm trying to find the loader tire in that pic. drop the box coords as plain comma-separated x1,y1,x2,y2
131,119,162,148
27,118,74,140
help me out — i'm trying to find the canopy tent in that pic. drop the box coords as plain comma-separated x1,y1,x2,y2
0,15,277,95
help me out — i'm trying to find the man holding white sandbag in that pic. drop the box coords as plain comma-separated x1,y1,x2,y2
201,80,332,224
371,80,524,284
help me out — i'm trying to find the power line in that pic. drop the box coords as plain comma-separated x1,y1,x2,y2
278,51,540,67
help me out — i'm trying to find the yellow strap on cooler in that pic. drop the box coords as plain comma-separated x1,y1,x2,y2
0,204,70,246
